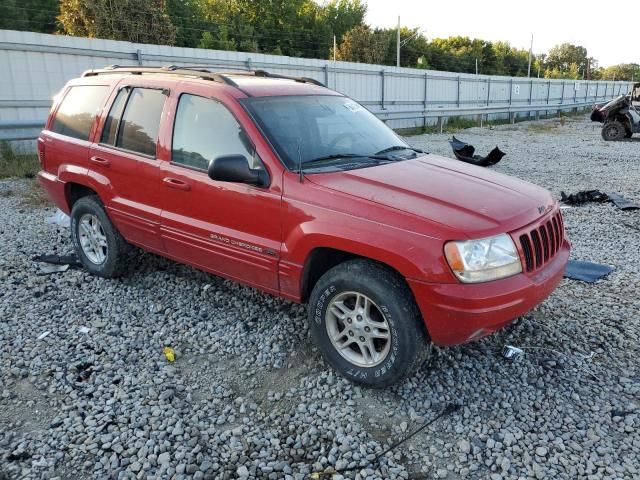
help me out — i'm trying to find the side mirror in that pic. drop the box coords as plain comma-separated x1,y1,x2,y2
208,154,269,187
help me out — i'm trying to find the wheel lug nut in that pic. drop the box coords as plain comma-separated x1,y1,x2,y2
359,336,365,342
349,331,354,336
347,318,352,323
357,315,362,321
364,326,371,332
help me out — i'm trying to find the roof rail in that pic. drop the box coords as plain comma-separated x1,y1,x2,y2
81,65,325,88
82,65,230,84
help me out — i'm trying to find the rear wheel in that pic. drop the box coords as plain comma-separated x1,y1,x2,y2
70,195,131,278
308,259,430,388
601,121,626,141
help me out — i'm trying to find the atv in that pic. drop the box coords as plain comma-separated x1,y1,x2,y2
590,83,640,140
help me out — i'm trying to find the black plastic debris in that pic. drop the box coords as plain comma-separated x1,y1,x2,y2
560,190,639,210
564,260,614,283
449,136,506,167
33,253,82,267
33,253,82,275
607,192,640,210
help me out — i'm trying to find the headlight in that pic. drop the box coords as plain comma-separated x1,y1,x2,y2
444,234,522,283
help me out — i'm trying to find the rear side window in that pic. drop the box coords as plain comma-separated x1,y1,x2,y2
172,94,254,171
116,88,166,157
100,88,129,145
51,85,109,140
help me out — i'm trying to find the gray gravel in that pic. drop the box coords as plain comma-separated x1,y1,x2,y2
1,115,639,480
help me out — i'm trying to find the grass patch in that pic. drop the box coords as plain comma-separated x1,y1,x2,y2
396,116,480,136
526,122,559,133
20,180,50,208
0,141,40,179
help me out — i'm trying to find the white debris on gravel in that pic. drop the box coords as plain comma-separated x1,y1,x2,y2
1,115,639,479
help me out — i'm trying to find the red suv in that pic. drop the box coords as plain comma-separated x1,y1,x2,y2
38,66,569,387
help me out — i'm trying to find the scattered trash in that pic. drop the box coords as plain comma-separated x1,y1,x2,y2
37,331,51,340
607,192,640,210
560,190,639,210
564,260,615,283
33,253,82,275
33,253,82,268
37,264,69,275
501,345,599,381
622,222,640,232
502,345,524,361
73,362,94,383
561,190,609,205
163,346,176,362
449,136,506,167
45,209,70,228
78,326,90,334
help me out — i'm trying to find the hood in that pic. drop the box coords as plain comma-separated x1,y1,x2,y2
306,154,555,239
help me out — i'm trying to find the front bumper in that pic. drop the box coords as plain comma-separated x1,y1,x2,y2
408,239,570,346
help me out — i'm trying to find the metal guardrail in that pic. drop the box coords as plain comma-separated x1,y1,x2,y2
0,99,601,142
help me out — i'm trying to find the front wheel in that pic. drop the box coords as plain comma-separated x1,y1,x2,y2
601,121,626,141
308,259,430,388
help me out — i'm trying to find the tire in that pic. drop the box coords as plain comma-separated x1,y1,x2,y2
624,130,633,138
601,121,626,141
307,259,430,388
70,195,131,278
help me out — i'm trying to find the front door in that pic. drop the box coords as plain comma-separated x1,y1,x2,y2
159,92,281,292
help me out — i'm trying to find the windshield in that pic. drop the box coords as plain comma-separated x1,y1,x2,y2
241,95,412,170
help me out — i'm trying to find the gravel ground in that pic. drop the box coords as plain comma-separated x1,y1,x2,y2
1,115,639,480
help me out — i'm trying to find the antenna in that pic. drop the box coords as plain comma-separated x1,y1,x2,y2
297,140,304,183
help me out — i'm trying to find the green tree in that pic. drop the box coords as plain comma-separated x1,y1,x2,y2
198,27,236,50
167,0,207,48
0,0,58,34
598,63,640,81
545,43,588,77
334,25,389,64
58,0,177,45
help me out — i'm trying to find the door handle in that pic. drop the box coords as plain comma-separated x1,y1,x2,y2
89,156,110,167
163,177,191,191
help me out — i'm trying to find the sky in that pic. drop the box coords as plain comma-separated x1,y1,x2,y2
364,0,635,67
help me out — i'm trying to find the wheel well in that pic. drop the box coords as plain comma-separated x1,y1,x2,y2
612,115,631,129
300,247,410,303
301,248,356,302
66,183,97,209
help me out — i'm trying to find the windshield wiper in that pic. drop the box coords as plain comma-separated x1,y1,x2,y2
374,145,423,155
302,153,370,165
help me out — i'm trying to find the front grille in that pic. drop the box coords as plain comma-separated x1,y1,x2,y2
518,211,564,272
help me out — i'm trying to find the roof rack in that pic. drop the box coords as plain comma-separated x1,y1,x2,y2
81,65,325,87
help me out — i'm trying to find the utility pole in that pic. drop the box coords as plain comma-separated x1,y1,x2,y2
396,16,401,68
475,58,478,75
527,34,533,77
333,35,336,62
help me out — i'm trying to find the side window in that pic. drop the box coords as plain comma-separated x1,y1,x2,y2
51,85,109,140
100,88,129,145
116,88,166,157
172,94,255,171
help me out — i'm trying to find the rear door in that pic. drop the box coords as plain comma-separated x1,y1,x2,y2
159,89,281,292
89,83,169,252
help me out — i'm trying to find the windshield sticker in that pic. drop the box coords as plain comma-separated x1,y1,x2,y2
344,102,363,112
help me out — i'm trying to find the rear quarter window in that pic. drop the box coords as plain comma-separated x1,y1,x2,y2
51,85,109,141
